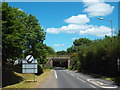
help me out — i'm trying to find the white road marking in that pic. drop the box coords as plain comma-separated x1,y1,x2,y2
89,84,96,88
54,70,58,79
87,79,118,88
66,71,69,73
70,73,75,76
102,86,118,88
77,77,86,83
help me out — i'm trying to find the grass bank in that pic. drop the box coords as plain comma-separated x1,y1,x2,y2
2,69,51,89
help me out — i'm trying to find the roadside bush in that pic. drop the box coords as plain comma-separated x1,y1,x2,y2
2,66,23,87
68,66,72,70
35,64,43,75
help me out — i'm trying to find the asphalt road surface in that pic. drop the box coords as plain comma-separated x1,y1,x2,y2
38,67,119,89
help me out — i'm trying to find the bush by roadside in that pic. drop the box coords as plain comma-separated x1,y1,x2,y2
2,65,23,87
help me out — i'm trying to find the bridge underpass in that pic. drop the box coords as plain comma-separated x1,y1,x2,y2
46,57,72,68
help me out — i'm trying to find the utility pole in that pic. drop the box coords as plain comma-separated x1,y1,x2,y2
98,18,113,37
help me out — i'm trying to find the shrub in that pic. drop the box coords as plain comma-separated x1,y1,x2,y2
35,64,43,75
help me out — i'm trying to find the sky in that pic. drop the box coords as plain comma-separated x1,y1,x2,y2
8,0,119,51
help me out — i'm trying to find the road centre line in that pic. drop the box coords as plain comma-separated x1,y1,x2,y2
66,70,86,83
54,70,58,79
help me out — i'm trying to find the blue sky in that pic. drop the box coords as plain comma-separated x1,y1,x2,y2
8,1,118,51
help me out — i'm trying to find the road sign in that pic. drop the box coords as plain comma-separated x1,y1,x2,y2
26,55,34,63
22,59,38,73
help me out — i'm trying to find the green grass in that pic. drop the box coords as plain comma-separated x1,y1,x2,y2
2,69,51,88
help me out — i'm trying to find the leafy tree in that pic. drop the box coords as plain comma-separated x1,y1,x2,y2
67,38,92,54
22,14,46,63
67,46,78,54
2,2,46,64
118,30,120,36
73,38,92,46
67,36,120,77
44,44,55,55
56,50,67,55
2,2,27,63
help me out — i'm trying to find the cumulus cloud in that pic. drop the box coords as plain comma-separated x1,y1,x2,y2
64,14,90,24
46,28,60,34
54,44,64,47
18,8,23,11
82,0,114,17
72,38,79,40
46,24,111,37
80,26,111,37
46,24,93,34
46,0,114,37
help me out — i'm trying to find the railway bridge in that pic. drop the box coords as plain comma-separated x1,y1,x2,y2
46,56,72,68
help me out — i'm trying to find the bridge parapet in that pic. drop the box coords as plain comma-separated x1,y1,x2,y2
47,57,70,60
46,56,72,67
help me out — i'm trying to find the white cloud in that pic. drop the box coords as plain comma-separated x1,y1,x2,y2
82,0,114,17
46,0,114,37
46,24,112,37
46,24,93,34
64,14,90,24
46,28,61,34
18,8,23,11
80,26,111,36
54,44,64,47
72,38,79,40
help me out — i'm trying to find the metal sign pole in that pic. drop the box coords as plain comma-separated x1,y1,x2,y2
25,60,26,82
117,59,120,72
22,56,38,82
34,59,35,82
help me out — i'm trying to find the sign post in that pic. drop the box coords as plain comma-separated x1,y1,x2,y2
22,55,38,82
117,59,120,72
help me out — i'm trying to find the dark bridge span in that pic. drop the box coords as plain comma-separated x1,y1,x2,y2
46,57,72,68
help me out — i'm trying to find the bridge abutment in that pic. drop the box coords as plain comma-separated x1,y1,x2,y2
46,57,72,68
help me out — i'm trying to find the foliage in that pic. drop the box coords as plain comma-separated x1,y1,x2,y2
44,44,55,55
2,2,46,64
2,64,23,87
73,38,92,46
56,50,67,55
118,30,120,36
35,64,43,75
71,53,80,70
67,35,120,77
67,38,92,54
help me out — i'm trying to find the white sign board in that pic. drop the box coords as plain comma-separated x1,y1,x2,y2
22,59,38,73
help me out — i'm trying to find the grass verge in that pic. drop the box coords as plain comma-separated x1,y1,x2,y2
2,69,51,88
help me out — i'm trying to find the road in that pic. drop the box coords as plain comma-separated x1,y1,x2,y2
38,67,118,89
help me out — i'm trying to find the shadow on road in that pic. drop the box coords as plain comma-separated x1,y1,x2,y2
54,67,66,70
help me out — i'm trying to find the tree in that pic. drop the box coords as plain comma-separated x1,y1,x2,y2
2,2,27,63
118,30,120,36
73,38,92,46
67,38,92,54
22,14,46,63
67,46,78,54
2,2,46,64
56,50,67,55
44,45,55,55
